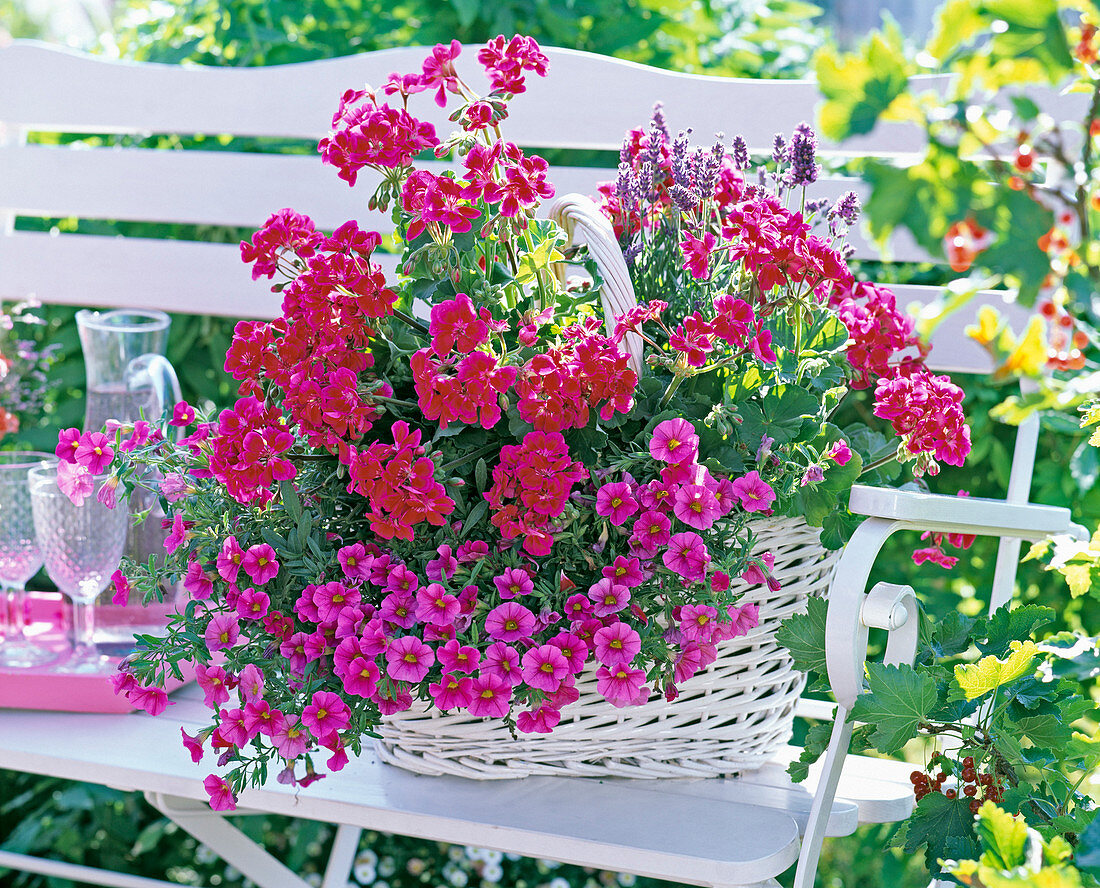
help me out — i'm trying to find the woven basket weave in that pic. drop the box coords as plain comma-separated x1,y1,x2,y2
376,516,840,779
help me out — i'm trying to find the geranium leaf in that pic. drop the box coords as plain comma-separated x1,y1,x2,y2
851,662,938,754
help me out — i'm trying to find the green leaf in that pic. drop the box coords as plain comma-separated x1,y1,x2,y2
1076,812,1100,876
1010,713,1072,749
927,610,977,660
851,662,938,754
978,604,1055,657
952,641,1039,701
904,791,980,875
786,720,832,783
776,596,828,687
280,479,302,522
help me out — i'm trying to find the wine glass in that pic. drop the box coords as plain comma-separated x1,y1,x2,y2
28,464,129,673
0,452,59,667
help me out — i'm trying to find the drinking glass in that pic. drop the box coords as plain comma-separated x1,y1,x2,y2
28,464,129,673
0,452,58,667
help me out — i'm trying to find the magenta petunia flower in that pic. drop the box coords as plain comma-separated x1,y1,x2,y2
430,673,476,710
184,560,214,600
481,641,522,687
217,536,245,583
601,555,645,588
520,644,569,692
415,583,460,627
587,577,630,617
516,705,562,734
181,727,204,764
338,656,380,699
548,631,589,673
204,613,240,653
203,774,237,811
195,664,231,708
242,543,279,585
302,690,350,743
437,638,480,673
272,718,309,759
648,418,699,464
493,567,534,600
729,470,777,513
679,604,718,643
662,531,711,582
385,635,435,683
74,431,114,474
110,570,130,607
595,481,640,526
484,601,536,642
467,672,512,718
672,484,722,530
593,621,641,667
337,542,373,582
596,664,647,708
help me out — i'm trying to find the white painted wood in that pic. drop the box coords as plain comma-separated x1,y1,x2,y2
0,852,189,888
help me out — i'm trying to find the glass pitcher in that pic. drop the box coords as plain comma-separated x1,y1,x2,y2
76,309,184,655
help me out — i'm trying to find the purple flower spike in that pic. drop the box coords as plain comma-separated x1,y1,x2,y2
785,122,820,188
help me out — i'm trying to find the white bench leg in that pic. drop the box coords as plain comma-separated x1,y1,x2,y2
322,823,363,888
0,850,186,888
145,791,316,888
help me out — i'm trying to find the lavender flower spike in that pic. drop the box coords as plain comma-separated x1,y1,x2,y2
786,122,820,188
731,135,750,170
771,133,787,166
833,190,861,225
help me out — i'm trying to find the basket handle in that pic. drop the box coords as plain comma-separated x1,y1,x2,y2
546,193,643,375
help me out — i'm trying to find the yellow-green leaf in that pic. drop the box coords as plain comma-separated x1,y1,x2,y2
953,640,1038,700
1060,564,1093,598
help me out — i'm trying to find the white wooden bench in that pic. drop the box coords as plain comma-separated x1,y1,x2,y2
0,41,1081,888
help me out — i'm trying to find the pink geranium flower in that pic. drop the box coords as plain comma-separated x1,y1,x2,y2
242,543,279,585
385,635,435,683
593,621,641,667
595,481,639,526
649,418,699,464
729,470,776,513
204,613,240,652
484,601,536,642
467,673,512,718
520,644,569,691
203,774,237,811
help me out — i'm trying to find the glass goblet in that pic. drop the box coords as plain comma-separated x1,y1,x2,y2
28,464,129,673
0,452,59,668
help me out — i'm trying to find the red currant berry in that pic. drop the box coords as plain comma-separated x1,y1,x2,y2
962,768,977,782
980,774,992,786
910,771,923,784
970,800,981,814
946,789,957,800
937,772,948,783
962,756,974,768
964,785,977,797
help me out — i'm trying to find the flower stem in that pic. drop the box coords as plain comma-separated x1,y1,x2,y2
859,453,898,476
393,308,429,335
438,442,501,475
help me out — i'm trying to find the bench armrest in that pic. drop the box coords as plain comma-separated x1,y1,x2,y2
849,484,1082,541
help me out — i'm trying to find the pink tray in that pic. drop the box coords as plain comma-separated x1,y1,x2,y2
0,592,194,713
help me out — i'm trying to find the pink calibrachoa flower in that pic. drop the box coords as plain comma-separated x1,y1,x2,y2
823,439,852,466
338,656,380,698
437,638,480,673
672,484,722,531
110,570,130,606
595,481,639,526
415,583,460,627
217,536,245,583
96,475,121,510
649,418,699,464
482,641,522,687
272,718,310,759
493,567,533,600
714,602,760,641
484,601,536,642
218,708,254,748
430,673,476,710
379,591,418,629
630,509,672,556
520,644,569,691
236,588,270,621
164,513,190,554
237,664,265,702
662,531,711,582
596,664,647,708
587,578,630,617
74,431,114,474
242,543,279,585
204,613,240,653
385,635,435,683
184,560,214,600
337,542,373,582
170,402,196,427
195,664,231,708
312,581,361,624
57,459,93,507
741,551,776,586
593,622,641,667
601,555,644,588
729,470,777,513
55,427,81,463
679,604,718,642
548,631,589,673
517,705,562,734
302,690,350,743
243,701,283,738
467,673,512,718
181,727,204,763
204,774,237,811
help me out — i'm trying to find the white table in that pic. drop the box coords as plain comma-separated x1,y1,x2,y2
0,683,913,888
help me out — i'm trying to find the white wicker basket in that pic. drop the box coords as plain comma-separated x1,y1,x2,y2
375,195,840,779
376,516,840,779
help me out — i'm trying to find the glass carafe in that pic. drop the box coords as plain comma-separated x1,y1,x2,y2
77,309,184,655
